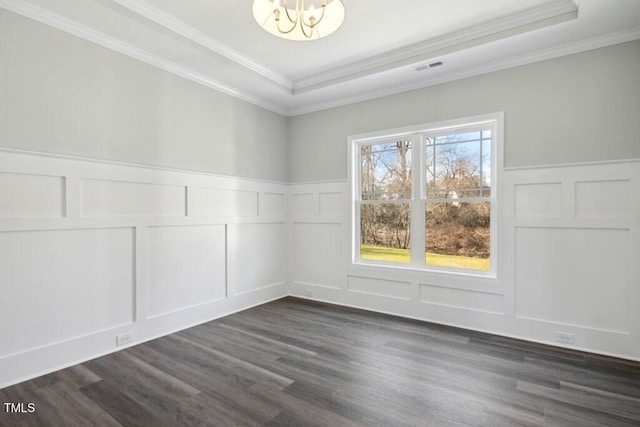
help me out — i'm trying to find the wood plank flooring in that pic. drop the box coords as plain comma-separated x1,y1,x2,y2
1,297,640,426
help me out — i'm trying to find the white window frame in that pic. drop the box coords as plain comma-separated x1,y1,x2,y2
348,112,503,278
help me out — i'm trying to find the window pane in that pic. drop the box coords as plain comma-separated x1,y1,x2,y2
432,131,481,145
481,138,492,196
425,202,490,271
426,141,481,198
360,203,410,263
361,140,412,200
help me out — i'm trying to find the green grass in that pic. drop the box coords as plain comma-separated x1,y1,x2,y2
360,245,411,263
360,244,490,271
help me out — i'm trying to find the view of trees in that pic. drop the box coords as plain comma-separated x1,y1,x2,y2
360,141,412,250
425,202,490,259
359,131,491,268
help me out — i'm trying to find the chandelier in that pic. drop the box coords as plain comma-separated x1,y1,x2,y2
252,0,345,41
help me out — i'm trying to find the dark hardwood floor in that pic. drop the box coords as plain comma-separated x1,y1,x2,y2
2,297,640,426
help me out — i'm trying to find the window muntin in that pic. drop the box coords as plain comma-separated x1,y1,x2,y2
353,116,498,275
360,140,412,200
425,129,492,199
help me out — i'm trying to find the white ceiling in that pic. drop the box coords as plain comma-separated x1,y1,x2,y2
2,0,640,116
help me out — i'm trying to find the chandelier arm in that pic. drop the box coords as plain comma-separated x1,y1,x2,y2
299,18,315,38
282,0,299,25
316,5,326,26
276,15,300,34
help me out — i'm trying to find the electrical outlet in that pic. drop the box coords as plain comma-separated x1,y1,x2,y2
116,331,134,347
556,331,575,345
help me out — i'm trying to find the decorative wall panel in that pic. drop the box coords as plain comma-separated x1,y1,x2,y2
0,172,65,218
81,179,186,217
0,227,135,357
228,223,286,295
147,225,226,318
190,187,258,217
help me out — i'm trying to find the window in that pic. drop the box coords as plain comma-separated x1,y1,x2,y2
351,113,501,275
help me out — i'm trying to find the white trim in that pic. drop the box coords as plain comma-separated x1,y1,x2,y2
2,0,638,117
0,292,287,390
0,318,134,360
289,295,640,363
346,288,412,301
292,0,579,90
143,296,228,320
290,158,640,363
504,157,640,171
418,300,504,316
288,178,349,186
287,28,640,116
110,0,292,90
291,280,341,291
0,147,288,186
232,281,287,297
0,148,289,388
0,0,288,116
3,0,577,97
514,315,631,336
348,113,501,146
349,112,503,278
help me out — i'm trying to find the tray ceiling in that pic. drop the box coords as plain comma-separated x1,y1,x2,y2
2,0,639,116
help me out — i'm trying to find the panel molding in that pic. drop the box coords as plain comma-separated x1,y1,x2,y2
347,276,412,301
291,280,341,291
233,281,287,297
289,160,640,362
0,149,288,388
0,171,66,218
81,178,187,218
2,151,639,388
146,224,227,319
0,226,136,358
514,315,631,336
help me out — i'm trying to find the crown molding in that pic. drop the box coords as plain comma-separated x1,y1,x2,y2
3,0,638,118
287,28,640,116
0,0,288,116
291,0,579,92
110,0,293,90
107,0,578,96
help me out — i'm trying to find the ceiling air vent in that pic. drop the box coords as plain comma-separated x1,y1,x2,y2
416,61,444,72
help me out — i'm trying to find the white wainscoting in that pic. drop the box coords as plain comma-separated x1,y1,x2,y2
0,172,65,218
2,151,639,387
81,179,187,217
288,160,640,361
0,149,287,388
289,182,348,294
0,227,135,356
146,225,227,318
227,223,286,295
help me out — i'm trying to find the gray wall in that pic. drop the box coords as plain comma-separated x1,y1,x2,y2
3,7,639,184
0,9,289,182
288,40,640,182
